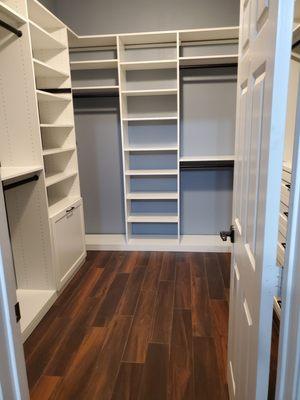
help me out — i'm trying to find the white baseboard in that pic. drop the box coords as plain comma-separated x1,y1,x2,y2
85,234,231,252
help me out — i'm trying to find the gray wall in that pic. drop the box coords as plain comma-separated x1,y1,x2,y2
40,0,239,35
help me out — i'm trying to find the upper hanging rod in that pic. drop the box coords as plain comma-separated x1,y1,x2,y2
0,19,22,38
180,160,234,170
3,175,39,191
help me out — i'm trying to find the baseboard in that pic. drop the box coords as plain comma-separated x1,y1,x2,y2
85,234,231,252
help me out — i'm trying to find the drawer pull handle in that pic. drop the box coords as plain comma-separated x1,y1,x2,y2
285,183,291,191
281,242,286,249
66,206,75,213
284,211,289,218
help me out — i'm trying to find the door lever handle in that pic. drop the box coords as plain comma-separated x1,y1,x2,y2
220,225,235,243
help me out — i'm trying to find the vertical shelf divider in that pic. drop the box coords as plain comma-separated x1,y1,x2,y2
177,32,181,243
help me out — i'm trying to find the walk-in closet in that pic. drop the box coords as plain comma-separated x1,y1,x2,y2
0,0,298,399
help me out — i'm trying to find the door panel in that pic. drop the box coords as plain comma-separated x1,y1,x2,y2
228,0,294,398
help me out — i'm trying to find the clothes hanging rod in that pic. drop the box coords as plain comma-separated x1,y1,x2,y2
180,62,238,70
0,19,22,38
3,175,39,191
180,160,234,170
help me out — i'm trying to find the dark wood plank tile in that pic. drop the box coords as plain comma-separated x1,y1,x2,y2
111,363,143,400
93,251,112,268
136,251,151,266
50,327,106,400
151,280,174,344
160,252,176,281
141,253,162,293
210,299,229,337
190,252,206,278
83,315,133,400
119,266,146,315
174,261,191,309
123,288,158,363
168,309,194,400
191,277,212,337
92,273,129,322
193,337,227,400
205,253,225,300
31,376,62,400
214,334,228,385
119,251,140,273
138,343,169,400
217,253,231,289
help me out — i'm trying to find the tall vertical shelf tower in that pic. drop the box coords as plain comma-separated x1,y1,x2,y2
0,0,86,340
68,26,238,251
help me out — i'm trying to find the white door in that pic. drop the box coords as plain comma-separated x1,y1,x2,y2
0,182,29,400
227,1,295,399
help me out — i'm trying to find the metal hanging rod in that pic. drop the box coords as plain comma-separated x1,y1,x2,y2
3,175,39,191
180,160,234,170
0,19,22,38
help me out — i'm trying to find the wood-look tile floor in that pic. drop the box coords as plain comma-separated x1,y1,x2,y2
24,251,231,400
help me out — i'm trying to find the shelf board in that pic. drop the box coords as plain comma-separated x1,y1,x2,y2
127,192,178,200
127,214,179,223
179,27,239,42
125,169,178,176
1,166,43,182
28,0,64,31
122,88,177,96
180,155,235,162
33,58,69,79
70,59,118,70
48,195,81,218
17,288,56,340
40,123,74,129
45,171,77,187
120,31,177,45
124,146,178,152
36,89,71,102
68,31,117,48
29,21,66,51
0,2,26,26
179,55,238,67
72,86,119,95
43,147,75,156
120,60,177,70
123,116,178,122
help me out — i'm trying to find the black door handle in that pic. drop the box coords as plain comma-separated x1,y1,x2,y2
220,225,235,243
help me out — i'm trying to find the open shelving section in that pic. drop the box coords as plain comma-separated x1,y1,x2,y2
68,25,238,251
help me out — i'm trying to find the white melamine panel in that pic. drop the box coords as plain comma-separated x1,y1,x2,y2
120,60,177,70
72,86,119,95
126,169,178,176
179,55,238,67
27,0,64,32
70,60,118,70
127,214,178,223
179,27,239,42
127,192,178,200
0,166,42,181
50,199,86,289
29,21,66,50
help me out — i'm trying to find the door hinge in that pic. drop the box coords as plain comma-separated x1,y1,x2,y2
15,302,21,323
220,225,235,243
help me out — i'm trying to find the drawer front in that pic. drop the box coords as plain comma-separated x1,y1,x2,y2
281,182,291,206
52,200,86,288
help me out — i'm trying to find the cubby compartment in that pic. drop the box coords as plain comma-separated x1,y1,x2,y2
47,174,80,217
180,169,233,234
180,66,236,159
127,151,177,171
44,150,78,187
38,96,73,125
125,94,177,119
41,125,75,152
71,68,119,92
123,69,177,92
130,199,177,215
70,49,118,62
129,176,178,193
180,41,238,58
130,222,178,236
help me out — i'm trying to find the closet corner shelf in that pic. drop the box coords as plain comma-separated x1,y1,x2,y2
127,214,179,223
72,86,119,95
124,146,178,152
36,89,72,102
33,58,69,79
43,147,75,156
28,0,65,31
126,192,178,200
68,32,117,48
120,60,177,70
125,169,178,176
48,195,81,218
179,55,238,67
45,171,77,187
122,88,178,96
29,20,66,51
0,166,43,182
70,59,118,70
0,2,26,26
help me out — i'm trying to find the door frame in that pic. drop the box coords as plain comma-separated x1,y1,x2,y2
0,179,29,400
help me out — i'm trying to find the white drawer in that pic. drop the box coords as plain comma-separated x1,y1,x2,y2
50,198,86,289
281,181,291,207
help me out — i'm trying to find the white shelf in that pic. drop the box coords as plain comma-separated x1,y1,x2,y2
179,27,239,42
36,89,71,102
1,166,43,182
17,289,57,341
124,146,178,152
72,86,119,95
43,147,75,156
40,123,74,128
0,2,26,26
127,192,178,200
180,155,235,162
120,31,177,45
123,116,178,122
70,59,118,70
127,214,179,223
29,21,66,50
48,195,81,218
68,30,117,48
125,169,178,176
179,55,238,67
122,88,177,96
28,0,64,31
120,60,177,70
45,171,77,187
33,58,69,79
